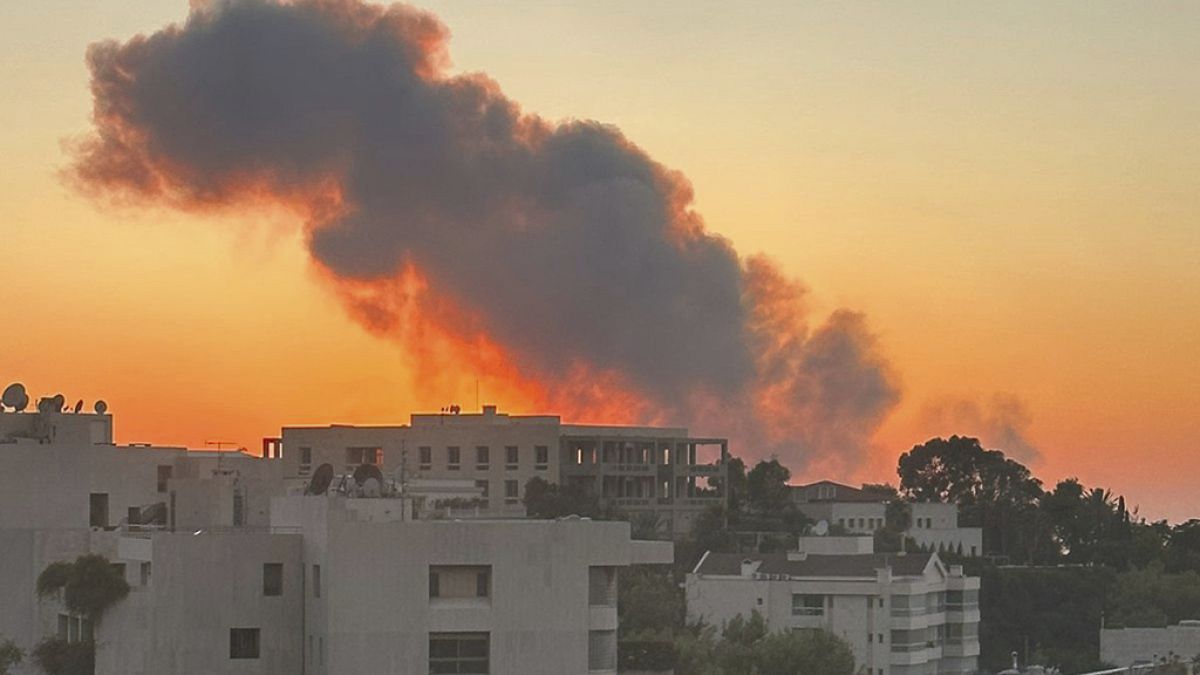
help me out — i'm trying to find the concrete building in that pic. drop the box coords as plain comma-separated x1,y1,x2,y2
685,536,981,675
792,481,983,557
281,405,729,537
93,496,671,675
2,400,673,675
1100,621,1200,668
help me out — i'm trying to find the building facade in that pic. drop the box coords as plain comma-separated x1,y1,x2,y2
2,403,673,675
281,405,729,537
685,536,981,675
792,481,983,557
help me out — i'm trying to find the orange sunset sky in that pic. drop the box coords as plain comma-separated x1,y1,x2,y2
0,2,1196,520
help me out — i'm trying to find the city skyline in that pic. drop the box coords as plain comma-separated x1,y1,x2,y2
0,1,1196,521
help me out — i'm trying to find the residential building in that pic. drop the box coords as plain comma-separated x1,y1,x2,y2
2,400,673,675
281,405,729,537
791,481,983,557
1100,621,1200,668
685,535,981,675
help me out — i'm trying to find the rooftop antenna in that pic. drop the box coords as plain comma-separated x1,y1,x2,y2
206,440,237,474
1,383,29,412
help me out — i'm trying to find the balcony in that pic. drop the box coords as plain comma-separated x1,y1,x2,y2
942,638,981,658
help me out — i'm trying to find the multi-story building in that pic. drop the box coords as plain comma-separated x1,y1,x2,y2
685,535,981,675
1,397,673,675
1100,621,1200,668
96,496,670,675
791,480,983,557
281,405,729,537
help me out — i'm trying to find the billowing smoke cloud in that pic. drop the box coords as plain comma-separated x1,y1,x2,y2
70,0,899,471
918,393,1042,463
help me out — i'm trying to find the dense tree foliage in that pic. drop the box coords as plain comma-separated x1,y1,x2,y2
675,612,855,675
0,637,21,675
31,639,93,675
521,476,603,519
36,555,130,622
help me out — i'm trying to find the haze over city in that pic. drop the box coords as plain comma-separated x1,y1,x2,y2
1,0,1196,524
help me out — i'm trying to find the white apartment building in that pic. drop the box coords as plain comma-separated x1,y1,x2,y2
792,481,983,557
685,536,981,675
1100,621,1200,668
1,398,673,675
95,496,671,675
280,405,729,537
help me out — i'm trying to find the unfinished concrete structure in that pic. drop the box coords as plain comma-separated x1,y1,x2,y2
281,405,730,537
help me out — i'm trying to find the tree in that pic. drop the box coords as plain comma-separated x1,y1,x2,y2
898,436,1045,560
745,459,791,515
31,639,93,675
37,554,130,622
753,629,855,675
521,477,601,519
0,637,21,675
673,612,856,675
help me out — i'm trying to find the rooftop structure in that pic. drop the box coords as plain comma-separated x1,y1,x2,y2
281,405,729,538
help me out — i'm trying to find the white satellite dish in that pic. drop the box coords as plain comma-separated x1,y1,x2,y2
813,519,829,536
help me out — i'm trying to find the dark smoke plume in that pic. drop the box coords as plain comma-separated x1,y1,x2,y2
71,0,900,471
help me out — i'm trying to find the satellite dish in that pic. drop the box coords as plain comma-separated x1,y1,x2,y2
94,400,108,415
353,463,384,487
36,397,58,415
305,463,334,496
2,383,28,411
73,400,83,414
813,520,829,536
361,477,381,497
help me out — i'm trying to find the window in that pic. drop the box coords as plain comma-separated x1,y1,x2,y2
588,630,616,671
89,493,109,528
230,628,260,659
263,563,283,596
589,567,616,606
312,564,321,598
535,445,549,468
140,561,152,586
299,447,312,475
345,446,381,468
232,489,245,527
429,565,491,601
475,480,490,508
504,480,519,504
475,446,490,469
419,446,432,469
157,465,173,493
505,445,519,468
429,632,488,674
447,446,461,470
791,594,824,616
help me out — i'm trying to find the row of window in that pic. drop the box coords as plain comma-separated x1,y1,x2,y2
296,445,553,474
260,563,617,609
419,445,550,471
473,479,521,505
229,628,616,672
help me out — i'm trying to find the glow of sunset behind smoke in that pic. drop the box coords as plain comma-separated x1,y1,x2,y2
70,0,900,473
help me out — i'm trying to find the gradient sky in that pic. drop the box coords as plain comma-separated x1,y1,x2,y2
1,1,1196,520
